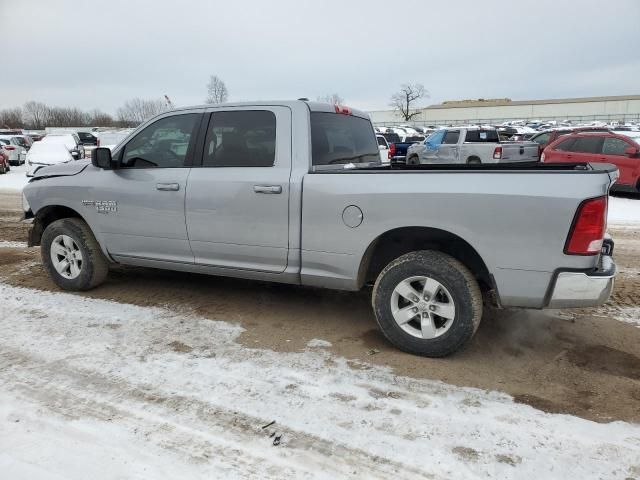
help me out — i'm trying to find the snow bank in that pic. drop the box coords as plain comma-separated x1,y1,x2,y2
609,196,640,226
0,164,29,192
0,282,638,479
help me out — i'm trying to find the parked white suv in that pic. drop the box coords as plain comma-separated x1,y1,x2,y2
0,137,27,165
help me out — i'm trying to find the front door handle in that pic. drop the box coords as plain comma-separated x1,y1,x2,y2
253,185,282,194
156,183,180,191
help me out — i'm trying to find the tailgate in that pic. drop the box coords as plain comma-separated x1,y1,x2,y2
500,142,540,162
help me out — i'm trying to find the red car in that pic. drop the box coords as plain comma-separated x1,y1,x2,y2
541,132,640,193
0,150,9,174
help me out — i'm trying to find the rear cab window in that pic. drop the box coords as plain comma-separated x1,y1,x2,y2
464,129,499,143
311,112,379,168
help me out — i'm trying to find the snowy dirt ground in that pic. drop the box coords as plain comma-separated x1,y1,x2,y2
0,180,639,478
1,283,639,480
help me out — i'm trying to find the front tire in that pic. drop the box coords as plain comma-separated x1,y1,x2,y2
41,218,109,290
372,250,483,357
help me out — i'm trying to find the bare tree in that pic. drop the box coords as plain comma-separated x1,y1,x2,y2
205,75,229,104
390,84,428,121
0,107,23,128
116,98,166,125
23,101,50,129
87,109,114,126
45,107,88,127
317,93,345,105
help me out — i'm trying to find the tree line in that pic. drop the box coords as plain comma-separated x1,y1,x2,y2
0,75,429,130
0,98,168,130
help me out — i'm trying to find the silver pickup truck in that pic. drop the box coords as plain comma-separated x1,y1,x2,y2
405,127,539,165
22,101,617,357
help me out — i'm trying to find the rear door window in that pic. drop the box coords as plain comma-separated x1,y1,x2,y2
203,110,276,167
572,136,604,154
311,112,379,166
601,137,630,156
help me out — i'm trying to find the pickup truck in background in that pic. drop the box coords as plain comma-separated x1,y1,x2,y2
22,101,617,357
406,127,540,165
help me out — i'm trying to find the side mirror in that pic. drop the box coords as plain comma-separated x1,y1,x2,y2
624,146,640,157
92,147,114,169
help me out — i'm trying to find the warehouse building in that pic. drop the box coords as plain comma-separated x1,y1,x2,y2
369,94,640,126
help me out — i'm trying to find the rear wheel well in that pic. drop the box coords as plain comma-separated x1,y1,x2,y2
358,227,492,291
466,156,481,164
30,205,84,246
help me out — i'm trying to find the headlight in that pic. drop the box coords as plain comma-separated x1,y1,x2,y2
22,192,30,212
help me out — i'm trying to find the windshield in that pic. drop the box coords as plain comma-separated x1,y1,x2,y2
310,112,379,166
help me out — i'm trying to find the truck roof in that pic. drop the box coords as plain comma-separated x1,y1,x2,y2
167,100,371,120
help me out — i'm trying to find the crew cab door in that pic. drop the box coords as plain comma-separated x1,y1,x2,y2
93,111,202,263
185,107,291,273
438,129,460,163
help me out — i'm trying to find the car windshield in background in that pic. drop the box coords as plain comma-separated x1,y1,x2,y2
404,136,425,143
382,133,401,143
311,112,379,167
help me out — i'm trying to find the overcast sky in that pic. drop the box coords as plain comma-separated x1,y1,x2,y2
2,0,639,114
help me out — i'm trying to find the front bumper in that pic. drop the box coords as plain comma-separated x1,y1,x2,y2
547,254,616,309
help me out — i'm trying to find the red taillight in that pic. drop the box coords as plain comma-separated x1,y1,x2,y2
565,196,607,255
334,105,352,115
97,138,100,146
493,146,502,159
389,143,396,157
4,146,15,150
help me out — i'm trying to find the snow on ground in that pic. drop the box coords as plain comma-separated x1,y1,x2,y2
609,196,640,226
1,282,639,479
0,164,28,193
0,241,27,248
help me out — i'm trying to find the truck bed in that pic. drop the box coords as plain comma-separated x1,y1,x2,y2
300,161,617,308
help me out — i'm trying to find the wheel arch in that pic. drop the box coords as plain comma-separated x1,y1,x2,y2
29,205,89,247
357,226,492,292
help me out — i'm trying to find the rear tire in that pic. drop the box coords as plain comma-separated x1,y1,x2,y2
407,155,420,166
372,250,483,357
41,218,109,291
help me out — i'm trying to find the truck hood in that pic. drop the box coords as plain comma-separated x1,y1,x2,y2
32,159,90,179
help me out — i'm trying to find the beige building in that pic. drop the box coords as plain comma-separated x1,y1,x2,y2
369,95,640,125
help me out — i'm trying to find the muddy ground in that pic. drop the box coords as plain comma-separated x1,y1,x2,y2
1,190,638,424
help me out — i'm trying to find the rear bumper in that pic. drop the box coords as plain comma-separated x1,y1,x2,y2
547,254,616,309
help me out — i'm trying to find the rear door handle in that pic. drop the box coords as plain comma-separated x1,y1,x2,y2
253,185,282,194
156,183,180,191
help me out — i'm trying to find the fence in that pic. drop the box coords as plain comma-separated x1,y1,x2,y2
372,113,640,128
